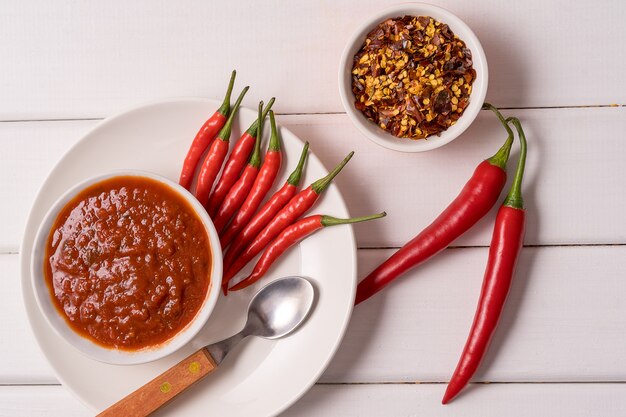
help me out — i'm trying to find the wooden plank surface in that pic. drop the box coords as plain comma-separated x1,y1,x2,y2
0,254,56,384
0,387,88,417
2,1,625,415
322,246,626,383
1,0,625,120
5,245,626,385
2,383,626,417
284,383,626,416
1,107,625,252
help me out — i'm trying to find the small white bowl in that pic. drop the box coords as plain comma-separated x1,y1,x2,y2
30,170,222,365
338,2,488,152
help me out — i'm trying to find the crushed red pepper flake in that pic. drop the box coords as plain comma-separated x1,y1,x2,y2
352,15,476,140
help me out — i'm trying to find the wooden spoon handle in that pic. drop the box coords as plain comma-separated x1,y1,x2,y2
97,348,217,417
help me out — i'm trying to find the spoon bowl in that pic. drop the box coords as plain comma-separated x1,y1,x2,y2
245,276,315,339
207,276,315,364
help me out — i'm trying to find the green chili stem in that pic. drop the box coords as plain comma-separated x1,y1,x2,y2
321,212,386,227
483,103,514,170
246,97,276,136
249,101,264,168
217,70,237,116
287,142,309,186
268,111,281,151
503,117,528,209
217,86,249,141
310,151,354,194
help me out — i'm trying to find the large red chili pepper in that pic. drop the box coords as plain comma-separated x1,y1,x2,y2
354,104,514,305
442,117,527,404
179,71,236,190
222,151,354,292
193,86,249,207
218,110,282,238
230,212,386,292
212,102,265,233
221,141,309,257
207,98,275,217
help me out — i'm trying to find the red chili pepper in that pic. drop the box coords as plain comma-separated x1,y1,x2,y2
221,141,309,261
212,102,265,233
230,212,386,292
179,71,236,190
219,110,282,239
194,86,249,207
222,151,354,292
442,117,527,404
354,104,514,306
207,98,275,217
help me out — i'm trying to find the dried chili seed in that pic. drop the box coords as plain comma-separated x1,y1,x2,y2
351,15,476,140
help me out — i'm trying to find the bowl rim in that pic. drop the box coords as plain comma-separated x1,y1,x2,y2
30,169,223,365
338,2,488,153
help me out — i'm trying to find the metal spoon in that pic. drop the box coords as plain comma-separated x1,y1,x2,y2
206,275,315,364
99,276,315,417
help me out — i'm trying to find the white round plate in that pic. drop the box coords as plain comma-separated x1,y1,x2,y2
20,98,357,416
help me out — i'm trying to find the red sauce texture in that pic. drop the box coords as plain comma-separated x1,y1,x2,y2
44,176,212,350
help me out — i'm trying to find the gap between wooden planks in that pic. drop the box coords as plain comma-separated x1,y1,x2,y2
0,104,623,123
2,383,626,417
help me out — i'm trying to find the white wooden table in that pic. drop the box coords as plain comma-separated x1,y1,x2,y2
2,1,625,415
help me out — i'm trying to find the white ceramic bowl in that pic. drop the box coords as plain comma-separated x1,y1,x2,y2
30,170,222,365
338,2,488,152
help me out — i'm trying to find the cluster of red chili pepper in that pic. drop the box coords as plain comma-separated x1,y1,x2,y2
182,72,528,404
355,104,529,403
180,72,386,294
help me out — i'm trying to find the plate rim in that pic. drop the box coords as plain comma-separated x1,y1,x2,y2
19,96,357,416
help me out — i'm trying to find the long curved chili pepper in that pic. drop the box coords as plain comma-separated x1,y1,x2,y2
207,98,275,216
212,102,265,233
219,110,282,239
194,86,249,206
354,103,514,305
442,117,527,404
230,212,387,292
179,70,236,190
221,141,309,257
222,151,354,292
